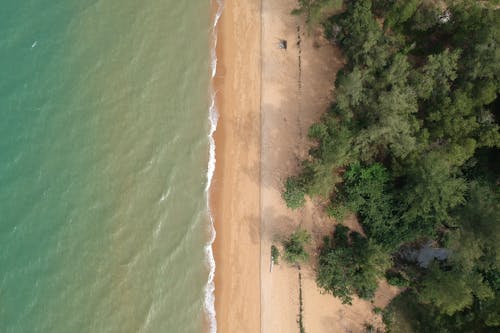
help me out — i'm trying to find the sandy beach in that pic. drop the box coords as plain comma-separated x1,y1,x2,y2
213,0,400,332
211,0,261,332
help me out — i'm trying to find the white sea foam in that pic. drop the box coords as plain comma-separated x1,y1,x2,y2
204,1,223,332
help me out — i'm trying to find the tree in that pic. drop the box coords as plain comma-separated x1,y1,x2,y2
382,0,423,30
399,152,468,239
427,90,477,147
281,0,500,330
335,0,389,68
317,225,391,303
448,0,500,82
335,67,365,111
354,86,419,161
418,263,482,315
283,228,311,264
406,1,442,32
336,164,400,248
308,107,354,166
412,49,460,100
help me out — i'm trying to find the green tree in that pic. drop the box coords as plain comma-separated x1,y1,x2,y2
354,86,419,161
335,0,389,68
382,0,423,30
317,225,391,303
281,0,500,330
399,152,468,238
411,49,460,100
418,263,491,315
406,0,442,32
448,0,500,82
337,164,399,247
335,67,365,111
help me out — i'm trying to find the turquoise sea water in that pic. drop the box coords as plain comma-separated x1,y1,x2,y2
0,0,213,331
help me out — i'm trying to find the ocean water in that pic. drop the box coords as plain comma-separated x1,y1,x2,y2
0,0,217,332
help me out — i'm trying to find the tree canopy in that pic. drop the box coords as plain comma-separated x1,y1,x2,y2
286,0,500,330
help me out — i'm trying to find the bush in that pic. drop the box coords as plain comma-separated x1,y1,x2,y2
382,307,395,331
271,245,280,264
385,270,410,287
283,228,311,264
283,176,307,209
326,203,348,221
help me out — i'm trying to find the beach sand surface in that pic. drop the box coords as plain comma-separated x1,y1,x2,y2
213,0,401,331
260,0,400,332
212,0,261,332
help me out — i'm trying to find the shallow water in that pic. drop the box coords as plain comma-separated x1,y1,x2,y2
0,1,212,331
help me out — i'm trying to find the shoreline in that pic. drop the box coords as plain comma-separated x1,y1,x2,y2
204,1,223,332
211,0,262,332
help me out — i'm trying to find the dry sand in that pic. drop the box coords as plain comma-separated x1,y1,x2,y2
260,1,400,333
213,0,400,332
211,0,261,332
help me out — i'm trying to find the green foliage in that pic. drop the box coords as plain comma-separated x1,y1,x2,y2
382,0,423,30
271,245,280,264
418,263,480,315
283,0,500,329
283,176,307,209
317,225,391,303
448,0,500,82
406,1,442,32
354,84,419,162
412,49,460,100
335,67,364,110
387,288,500,333
301,161,340,198
385,270,410,287
283,228,311,264
388,183,500,330
326,202,348,221
339,164,400,247
292,0,343,28
400,152,468,237
334,0,388,67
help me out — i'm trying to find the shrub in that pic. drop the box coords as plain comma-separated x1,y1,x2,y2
283,177,307,209
271,245,280,264
283,228,311,264
385,270,410,287
326,203,348,221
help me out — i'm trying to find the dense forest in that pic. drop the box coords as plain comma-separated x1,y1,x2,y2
285,0,500,331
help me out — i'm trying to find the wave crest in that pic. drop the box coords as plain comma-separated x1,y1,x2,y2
204,1,223,332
